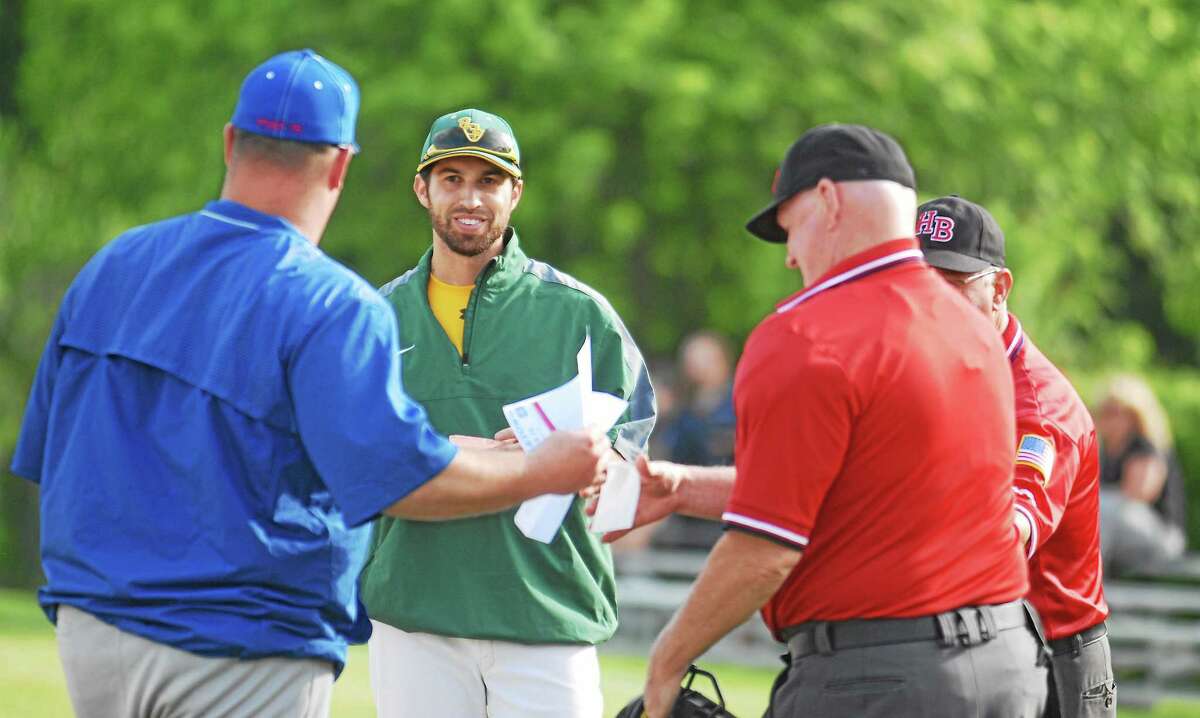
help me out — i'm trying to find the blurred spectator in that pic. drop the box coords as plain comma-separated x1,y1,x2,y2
645,361,682,462
1096,374,1187,575
672,331,737,466
651,331,736,549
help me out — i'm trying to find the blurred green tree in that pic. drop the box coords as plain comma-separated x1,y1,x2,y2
2,0,1199,584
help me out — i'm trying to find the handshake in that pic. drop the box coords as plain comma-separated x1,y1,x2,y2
451,427,711,536
399,421,718,540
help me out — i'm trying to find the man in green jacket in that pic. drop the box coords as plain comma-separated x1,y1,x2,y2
360,109,656,718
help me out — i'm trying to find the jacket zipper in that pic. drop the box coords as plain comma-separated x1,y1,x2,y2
461,257,498,367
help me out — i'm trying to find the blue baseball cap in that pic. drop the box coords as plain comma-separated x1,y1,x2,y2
231,49,360,152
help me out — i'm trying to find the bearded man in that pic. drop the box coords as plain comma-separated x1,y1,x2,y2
359,109,656,718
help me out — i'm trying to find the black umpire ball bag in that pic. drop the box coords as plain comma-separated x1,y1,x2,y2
615,664,736,718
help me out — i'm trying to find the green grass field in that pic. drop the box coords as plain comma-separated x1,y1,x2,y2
1,589,1196,717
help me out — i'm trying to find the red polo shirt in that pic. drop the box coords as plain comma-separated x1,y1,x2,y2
1005,314,1109,640
724,238,1028,635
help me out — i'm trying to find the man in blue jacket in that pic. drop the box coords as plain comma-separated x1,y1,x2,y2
10,51,607,718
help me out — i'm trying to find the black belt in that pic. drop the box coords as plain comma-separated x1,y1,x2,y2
1048,621,1108,657
781,600,1031,659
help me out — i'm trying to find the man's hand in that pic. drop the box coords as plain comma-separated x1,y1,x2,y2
500,426,615,498
641,532,801,718
602,454,685,542
1014,510,1033,554
642,666,686,718
448,434,519,450
524,428,610,496
387,429,606,520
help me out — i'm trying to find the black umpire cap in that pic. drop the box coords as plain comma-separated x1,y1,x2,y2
916,195,1006,272
746,123,917,243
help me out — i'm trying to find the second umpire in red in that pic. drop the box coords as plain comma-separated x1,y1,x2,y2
917,195,1116,716
638,125,1047,716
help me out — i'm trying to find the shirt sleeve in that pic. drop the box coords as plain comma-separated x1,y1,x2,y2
589,306,656,454
723,325,853,549
1011,420,1081,559
10,304,70,483
288,295,458,527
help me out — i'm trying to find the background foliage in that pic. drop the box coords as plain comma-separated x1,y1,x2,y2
2,0,1199,585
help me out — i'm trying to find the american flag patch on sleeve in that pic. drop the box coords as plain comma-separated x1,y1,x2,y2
1016,434,1056,485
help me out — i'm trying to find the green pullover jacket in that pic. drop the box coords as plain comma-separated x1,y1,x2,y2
360,232,656,644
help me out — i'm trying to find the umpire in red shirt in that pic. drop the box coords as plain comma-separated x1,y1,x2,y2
917,196,1116,717
639,124,1047,717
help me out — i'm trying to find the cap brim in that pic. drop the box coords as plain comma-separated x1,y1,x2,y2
416,149,522,179
921,249,994,273
232,121,361,154
745,200,787,243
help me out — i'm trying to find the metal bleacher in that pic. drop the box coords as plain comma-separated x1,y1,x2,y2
1105,556,1200,707
610,549,781,667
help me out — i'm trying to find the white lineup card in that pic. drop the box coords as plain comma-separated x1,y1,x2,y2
503,336,628,543
588,436,644,534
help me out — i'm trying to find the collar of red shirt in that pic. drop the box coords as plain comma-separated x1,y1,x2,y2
1002,312,1025,363
775,238,925,314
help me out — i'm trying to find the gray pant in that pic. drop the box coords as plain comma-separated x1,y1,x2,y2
55,605,333,718
1047,630,1117,718
764,622,1047,717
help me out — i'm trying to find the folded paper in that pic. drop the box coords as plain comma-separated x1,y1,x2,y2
504,336,628,543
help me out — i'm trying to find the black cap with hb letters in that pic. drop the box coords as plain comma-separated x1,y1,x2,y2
915,195,1006,273
745,123,917,243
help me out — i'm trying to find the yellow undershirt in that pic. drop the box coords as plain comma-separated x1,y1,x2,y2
427,273,475,356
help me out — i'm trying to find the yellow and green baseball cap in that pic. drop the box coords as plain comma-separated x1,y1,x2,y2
416,108,522,178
